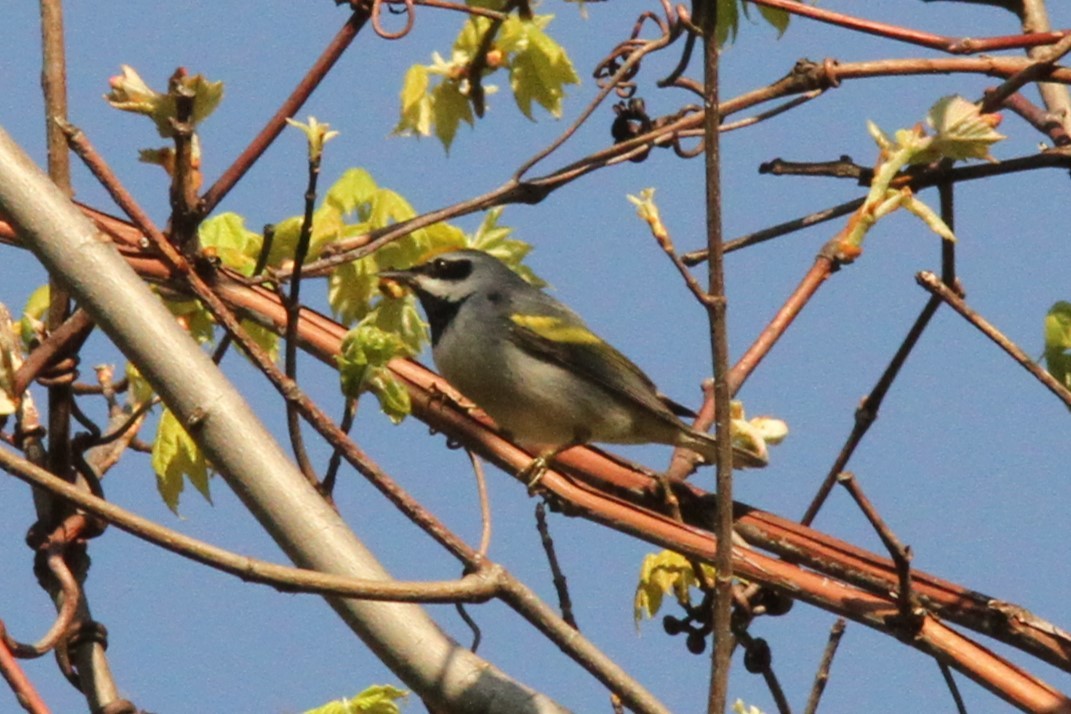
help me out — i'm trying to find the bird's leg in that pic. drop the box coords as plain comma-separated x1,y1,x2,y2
521,431,589,495
521,448,559,495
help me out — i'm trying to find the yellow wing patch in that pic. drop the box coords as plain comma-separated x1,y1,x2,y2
510,314,602,344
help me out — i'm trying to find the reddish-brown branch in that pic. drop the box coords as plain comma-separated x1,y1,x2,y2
728,253,837,396
5,208,1071,705
0,623,50,714
198,8,370,215
11,310,94,397
748,0,1068,54
994,91,1071,146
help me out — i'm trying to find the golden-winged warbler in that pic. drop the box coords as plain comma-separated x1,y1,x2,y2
381,249,767,476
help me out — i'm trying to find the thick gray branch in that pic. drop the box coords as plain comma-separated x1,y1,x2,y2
0,125,567,714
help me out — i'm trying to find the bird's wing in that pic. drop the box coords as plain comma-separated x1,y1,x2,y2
505,307,684,425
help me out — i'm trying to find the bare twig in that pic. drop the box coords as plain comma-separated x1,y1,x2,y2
729,253,838,396
1,442,500,603
938,660,969,714
0,622,50,714
535,503,577,630
993,90,1071,146
735,629,791,714
748,0,1068,54
837,473,920,625
283,132,324,490
916,271,1071,409
11,310,94,397
802,182,957,525
700,5,735,711
803,618,846,714
799,296,940,525
469,451,493,558
322,397,357,498
199,8,370,215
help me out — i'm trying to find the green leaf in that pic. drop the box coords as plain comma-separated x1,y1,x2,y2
325,168,380,219
423,221,468,253
20,284,50,348
151,408,212,513
125,361,155,407
394,64,433,138
265,205,344,268
163,297,216,345
924,95,1005,163
466,208,545,287
336,321,414,423
368,297,428,356
286,116,339,162
507,16,580,119
302,684,408,714
755,4,790,36
328,257,379,326
105,65,223,138
432,79,475,151
456,15,493,56
198,213,264,277
0,306,25,417
367,372,412,424
238,318,280,364
714,0,741,46
1044,301,1071,392
634,551,715,625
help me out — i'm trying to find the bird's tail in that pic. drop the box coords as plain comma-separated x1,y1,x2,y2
676,428,768,469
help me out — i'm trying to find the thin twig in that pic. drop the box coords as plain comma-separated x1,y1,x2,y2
994,90,1071,146
938,660,969,714
0,622,50,714
980,31,1071,110
168,69,200,250
748,0,1067,54
11,309,94,397
322,397,357,498
803,181,956,526
728,253,837,396
468,451,493,558
535,503,577,630
917,271,1071,409
199,9,370,215
799,296,940,525
802,619,846,714
734,628,792,714
454,602,483,652
720,89,825,133
701,4,735,711
283,136,323,490
39,0,75,507
0,443,500,603
836,473,920,625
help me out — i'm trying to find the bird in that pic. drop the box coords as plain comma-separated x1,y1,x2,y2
379,249,767,483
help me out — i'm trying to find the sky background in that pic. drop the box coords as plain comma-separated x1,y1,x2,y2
2,2,1070,713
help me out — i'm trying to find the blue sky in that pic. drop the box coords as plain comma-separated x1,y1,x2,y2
2,2,1070,712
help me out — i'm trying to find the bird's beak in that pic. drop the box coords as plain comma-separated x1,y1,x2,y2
377,268,416,298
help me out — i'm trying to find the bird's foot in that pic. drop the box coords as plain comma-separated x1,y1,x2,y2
521,456,550,495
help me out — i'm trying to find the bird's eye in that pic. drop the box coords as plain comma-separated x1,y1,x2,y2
428,257,472,281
